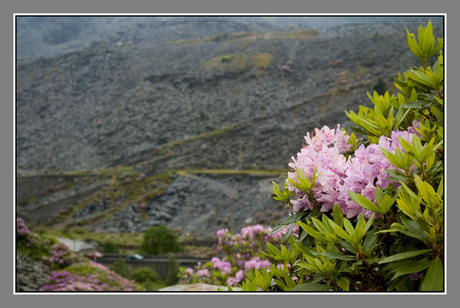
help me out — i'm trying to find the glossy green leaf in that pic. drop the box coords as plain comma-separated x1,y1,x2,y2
297,221,325,241
320,250,355,261
332,204,344,228
311,217,330,236
343,219,354,237
349,191,381,213
362,229,379,254
339,240,357,254
331,223,352,242
336,276,350,291
391,259,431,280
275,211,306,227
291,282,332,292
282,223,296,244
379,249,432,264
420,257,443,291
420,182,440,207
362,213,375,236
265,242,281,258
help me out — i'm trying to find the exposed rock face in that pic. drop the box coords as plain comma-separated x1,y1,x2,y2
16,17,443,238
17,17,443,173
16,253,52,292
92,174,284,237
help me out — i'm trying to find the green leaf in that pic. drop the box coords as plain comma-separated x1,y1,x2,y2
412,135,423,159
409,88,418,102
349,125,372,137
407,30,422,57
297,221,326,241
311,217,330,236
420,182,440,207
265,242,281,258
336,276,350,291
282,223,296,244
403,100,427,109
379,194,397,214
388,275,410,291
269,224,290,237
420,257,443,291
398,136,415,156
272,181,292,202
400,215,430,242
291,282,332,292
362,213,375,236
391,259,432,280
339,240,357,254
431,106,443,120
276,211,307,226
394,106,412,130
331,223,353,242
374,186,385,205
349,191,381,213
421,20,434,54
363,229,380,255
380,147,405,169
407,70,434,88
320,250,355,261
332,204,344,228
343,219,355,237
385,169,408,183
437,177,444,198
379,249,432,264
272,181,282,195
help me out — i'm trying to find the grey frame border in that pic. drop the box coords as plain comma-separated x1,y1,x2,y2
2,1,459,308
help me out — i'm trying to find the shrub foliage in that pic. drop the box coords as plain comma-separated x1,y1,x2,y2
232,20,444,292
139,225,182,255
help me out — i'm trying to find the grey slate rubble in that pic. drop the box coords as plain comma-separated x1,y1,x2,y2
16,253,52,292
16,17,443,239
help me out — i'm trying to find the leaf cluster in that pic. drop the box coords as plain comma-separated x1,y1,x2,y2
235,20,444,292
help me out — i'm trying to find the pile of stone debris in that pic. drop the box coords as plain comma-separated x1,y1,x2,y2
16,253,52,292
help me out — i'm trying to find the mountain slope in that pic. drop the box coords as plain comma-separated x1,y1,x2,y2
16,16,443,238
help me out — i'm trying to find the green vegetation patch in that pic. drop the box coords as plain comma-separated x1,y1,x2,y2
203,54,248,72
176,168,288,177
164,29,318,45
46,167,175,229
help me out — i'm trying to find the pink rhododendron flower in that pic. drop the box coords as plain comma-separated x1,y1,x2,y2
235,270,245,283
227,277,238,287
197,269,210,277
287,125,417,218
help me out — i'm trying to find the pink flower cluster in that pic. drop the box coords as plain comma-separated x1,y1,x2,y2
196,269,210,277
244,257,271,271
287,125,416,218
217,224,285,248
179,225,284,287
211,257,232,275
17,217,30,236
43,261,137,291
227,270,245,287
43,243,81,268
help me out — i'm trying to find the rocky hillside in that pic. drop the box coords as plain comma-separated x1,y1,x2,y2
16,16,443,239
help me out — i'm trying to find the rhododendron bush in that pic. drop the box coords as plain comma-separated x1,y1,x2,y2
231,20,444,292
17,217,144,291
178,224,296,287
17,217,85,268
44,261,142,291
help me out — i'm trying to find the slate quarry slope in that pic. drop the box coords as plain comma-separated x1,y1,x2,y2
16,17,442,238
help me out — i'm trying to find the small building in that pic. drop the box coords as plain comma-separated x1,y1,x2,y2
56,237,97,254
